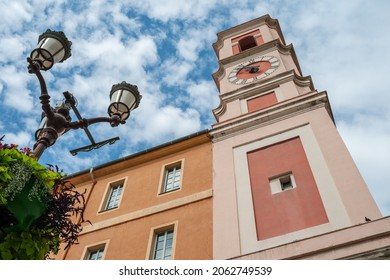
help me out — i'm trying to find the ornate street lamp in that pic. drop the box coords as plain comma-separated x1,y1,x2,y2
29,29,72,71
28,29,141,159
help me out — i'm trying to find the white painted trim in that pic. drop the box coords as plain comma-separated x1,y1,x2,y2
146,221,179,260
81,239,110,260
157,159,185,196
81,189,212,235
97,176,128,214
269,172,297,194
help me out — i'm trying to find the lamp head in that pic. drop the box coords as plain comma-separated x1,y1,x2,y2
108,81,141,121
30,29,72,71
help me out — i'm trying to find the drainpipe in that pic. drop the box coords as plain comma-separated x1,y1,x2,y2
89,167,97,184
60,167,96,260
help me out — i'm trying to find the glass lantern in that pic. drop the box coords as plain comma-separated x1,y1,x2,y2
30,29,72,70
108,82,141,121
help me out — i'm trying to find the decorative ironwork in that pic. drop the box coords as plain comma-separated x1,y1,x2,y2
26,30,140,159
70,137,120,156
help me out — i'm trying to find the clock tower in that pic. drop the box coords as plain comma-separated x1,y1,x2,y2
210,15,384,259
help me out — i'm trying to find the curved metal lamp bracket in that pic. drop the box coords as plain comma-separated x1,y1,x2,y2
63,91,123,156
29,61,126,158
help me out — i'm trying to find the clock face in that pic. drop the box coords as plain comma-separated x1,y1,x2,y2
228,56,280,85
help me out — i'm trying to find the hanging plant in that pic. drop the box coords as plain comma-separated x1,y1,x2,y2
0,136,88,259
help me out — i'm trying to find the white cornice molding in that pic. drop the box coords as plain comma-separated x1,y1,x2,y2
212,15,284,59
79,189,213,235
211,91,331,142
223,70,313,102
212,70,315,122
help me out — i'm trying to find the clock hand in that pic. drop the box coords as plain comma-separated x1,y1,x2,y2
240,65,259,73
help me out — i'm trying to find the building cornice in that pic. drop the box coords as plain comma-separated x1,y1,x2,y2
212,15,285,59
66,130,210,184
211,91,332,142
231,216,390,260
212,70,315,122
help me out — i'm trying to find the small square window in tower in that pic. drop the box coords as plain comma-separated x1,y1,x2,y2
269,173,296,194
162,164,181,193
280,175,293,191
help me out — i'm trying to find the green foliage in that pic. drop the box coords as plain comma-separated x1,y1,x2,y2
0,226,60,260
0,137,87,260
0,142,61,205
0,177,86,260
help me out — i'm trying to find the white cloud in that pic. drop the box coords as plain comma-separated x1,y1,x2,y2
187,80,219,114
3,131,32,148
73,34,158,79
338,112,390,215
278,0,390,112
0,36,27,62
128,90,202,147
142,105,201,140
0,1,32,32
228,1,270,24
21,117,40,134
161,58,193,86
128,0,218,22
0,65,34,113
177,31,204,62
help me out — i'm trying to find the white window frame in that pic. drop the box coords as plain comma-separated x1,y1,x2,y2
164,166,181,192
152,229,174,260
105,184,123,210
82,241,109,260
146,222,178,260
159,161,184,195
87,247,105,260
100,179,126,212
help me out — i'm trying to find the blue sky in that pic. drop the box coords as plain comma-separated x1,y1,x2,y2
0,0,389,216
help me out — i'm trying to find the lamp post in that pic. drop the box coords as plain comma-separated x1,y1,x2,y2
27,29,141,159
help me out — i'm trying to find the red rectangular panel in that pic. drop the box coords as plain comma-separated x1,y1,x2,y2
247,92,277,113
247,137,329,240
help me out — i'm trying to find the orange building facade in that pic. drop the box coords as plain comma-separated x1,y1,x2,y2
54,15,390,260
54,131,212,260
